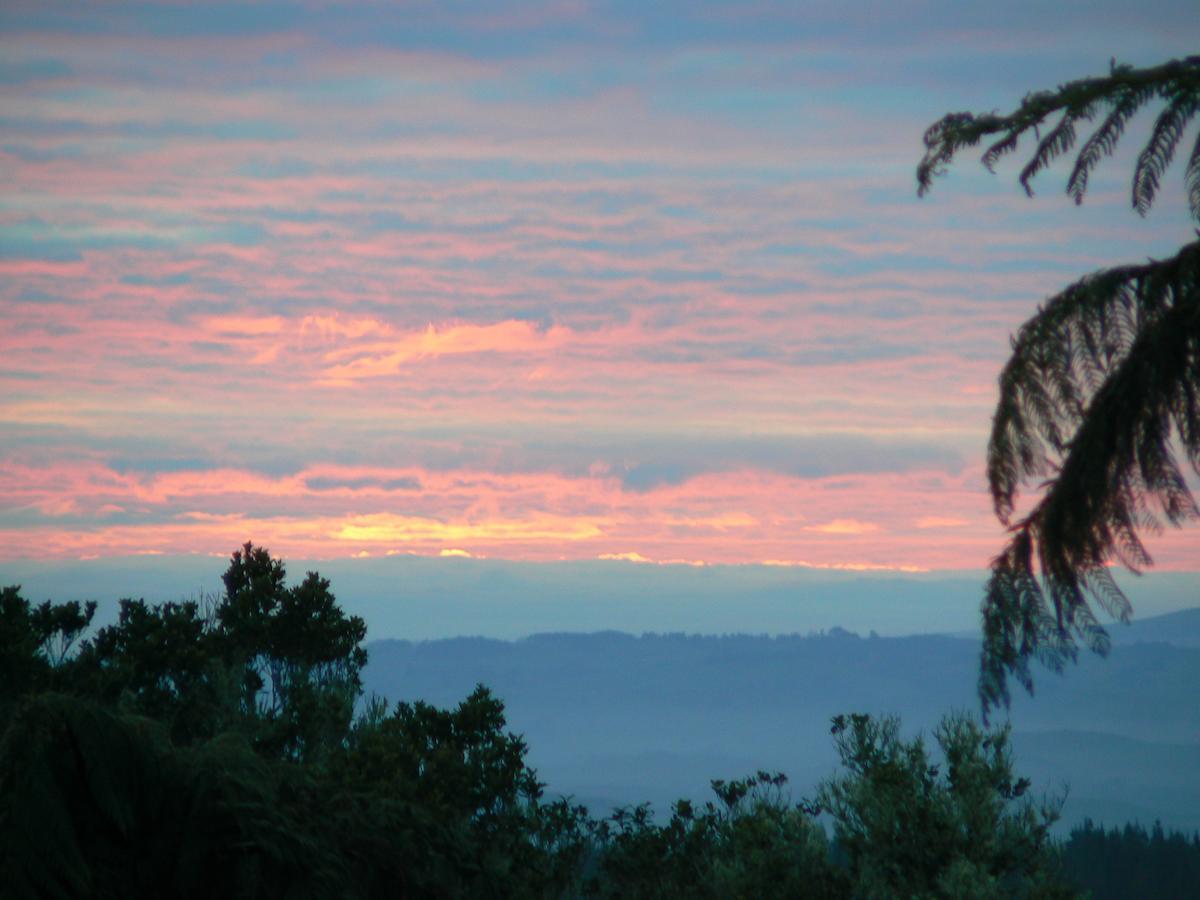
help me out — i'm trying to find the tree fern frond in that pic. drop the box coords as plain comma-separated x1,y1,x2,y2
922,58,1200,717
1187,131,1200,219
981,129,1020,173
979,242,1200,715
1067,88,1151,204
988,248,1200,517
1019,111,1084,196
918,56,1200,218
0,711,93,898
0,695,170,899
1081,567,1133,622
1133,92,1200,216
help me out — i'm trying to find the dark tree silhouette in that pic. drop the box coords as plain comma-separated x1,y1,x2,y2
816,712,1072,899
0,586,95,715
0,555,590,900
2,552,1089,898
917,56,1200,712
217,542,368,761
1060,819,1200,900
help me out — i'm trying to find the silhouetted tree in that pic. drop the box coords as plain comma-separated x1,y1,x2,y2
0,585,94,715
0,552,1092,898
817,712,1074,899
218,541,368,760
72,543,368,762
331,686,591,898
1060,818,1200,899
917,56,1200,712
587,771,843,899
0,548,589,900
78,598,233,745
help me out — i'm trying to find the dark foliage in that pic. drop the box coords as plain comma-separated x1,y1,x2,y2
1,549,1088,897
78,598,233,745
0,693,347,900
917,56,1200,217
981,242,1200,710
217,542,369,761
1060,819,1200,900
330,687,591,898
587,771,845,899
0,550,591,899
917,57,1200,713
581,712,1077,899
1,585,95,714
817,713,1073,899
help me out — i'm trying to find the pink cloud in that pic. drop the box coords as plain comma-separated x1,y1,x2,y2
319,320,572,381
3,9,1194,583
201,315,287,336
915,516,970,529
0,456,1196,570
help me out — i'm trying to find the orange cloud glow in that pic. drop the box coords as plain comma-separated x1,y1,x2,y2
332,512,605,544
1,457,1197,571
804,519,880,535
4,6,1198,583
201,315,287,336
320,321,571,381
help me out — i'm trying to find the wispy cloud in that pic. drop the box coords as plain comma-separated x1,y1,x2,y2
320,320,571,382
1,2,1196,570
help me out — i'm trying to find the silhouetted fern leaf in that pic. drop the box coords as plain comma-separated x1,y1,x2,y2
977,241,1200,714
1019,110,1085,196
1067,87,1151,204
918,56,1200,221
1187,131,1200,219
1133,92,1200,215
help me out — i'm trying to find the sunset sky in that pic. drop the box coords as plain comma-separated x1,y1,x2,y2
2,1,1198,574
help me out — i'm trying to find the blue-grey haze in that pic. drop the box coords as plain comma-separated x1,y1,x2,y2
3,555,1196,640
364,611,1200,835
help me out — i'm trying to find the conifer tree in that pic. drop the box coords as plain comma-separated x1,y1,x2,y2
917,56,1200,712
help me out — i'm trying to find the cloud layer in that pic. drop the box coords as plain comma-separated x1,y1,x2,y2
2,2,1197,569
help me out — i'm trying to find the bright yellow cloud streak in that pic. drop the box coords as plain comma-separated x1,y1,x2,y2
321,320,570,381
804,518,880,535
332,512,604,543
915,516,970,529
597,551,651,562
761,559,928,573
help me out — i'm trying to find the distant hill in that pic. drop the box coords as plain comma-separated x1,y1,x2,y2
364,609,1200,833
1111,606,1200,647
942,605,1200,647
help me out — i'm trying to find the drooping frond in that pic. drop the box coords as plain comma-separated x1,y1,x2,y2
1017,106,1087,196
979,241,1200,713
1187,131,1200,217
919,58,1200,713
1133,91,1200,215
1067,86,1153,206
918,56,1200,220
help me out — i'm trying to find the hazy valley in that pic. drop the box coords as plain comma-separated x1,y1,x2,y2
365,608,1200,833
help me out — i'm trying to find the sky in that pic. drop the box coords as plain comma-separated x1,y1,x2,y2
2,1,1198,578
